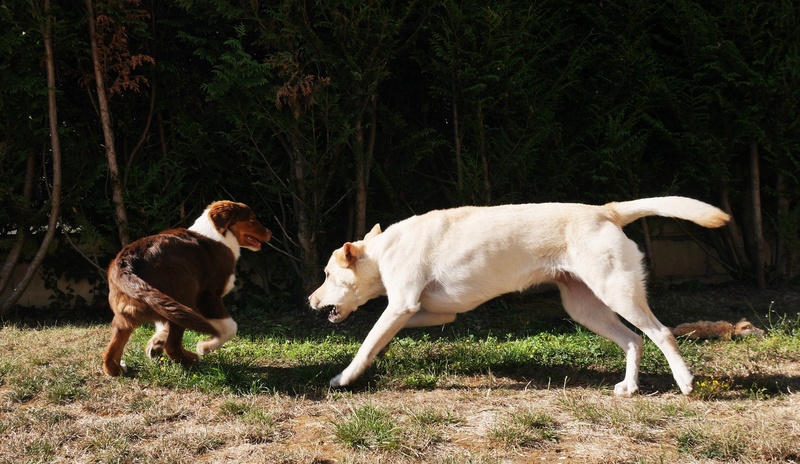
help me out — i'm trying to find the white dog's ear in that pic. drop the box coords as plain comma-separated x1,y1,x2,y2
364,223,382,240
335,242,364,268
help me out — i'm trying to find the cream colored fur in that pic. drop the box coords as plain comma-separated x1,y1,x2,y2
309,196,730,396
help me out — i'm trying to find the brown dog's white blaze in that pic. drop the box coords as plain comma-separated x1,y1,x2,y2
102,200,270,376
200,200,272,253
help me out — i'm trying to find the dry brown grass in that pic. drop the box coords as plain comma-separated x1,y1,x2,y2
1,287,799,463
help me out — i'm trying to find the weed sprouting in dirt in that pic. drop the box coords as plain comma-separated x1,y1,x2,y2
332,404,402,452
489,407,559,448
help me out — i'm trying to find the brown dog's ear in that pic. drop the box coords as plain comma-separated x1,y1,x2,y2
207,201,247,234
335,242,364,268
364,223,382,241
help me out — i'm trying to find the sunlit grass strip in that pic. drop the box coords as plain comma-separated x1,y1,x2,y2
373,329,693,385
119,324,710,394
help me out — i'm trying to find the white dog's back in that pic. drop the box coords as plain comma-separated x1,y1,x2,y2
371,197,728,312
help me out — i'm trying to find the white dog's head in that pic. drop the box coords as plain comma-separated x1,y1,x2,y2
309,224,385,323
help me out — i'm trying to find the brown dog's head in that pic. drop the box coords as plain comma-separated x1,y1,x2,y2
207,200,272,251
309,224,384,323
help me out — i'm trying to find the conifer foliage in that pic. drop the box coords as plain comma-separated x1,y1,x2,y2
1,0,798,309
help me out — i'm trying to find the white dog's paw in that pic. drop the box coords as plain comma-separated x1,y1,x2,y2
119,360,128,374
614,380,639,396
676,374,694,396
330,373,348,388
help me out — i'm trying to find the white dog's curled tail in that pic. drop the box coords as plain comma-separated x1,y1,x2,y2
608,196,730,229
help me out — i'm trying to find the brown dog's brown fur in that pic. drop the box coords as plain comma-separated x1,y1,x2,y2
102,201,271,376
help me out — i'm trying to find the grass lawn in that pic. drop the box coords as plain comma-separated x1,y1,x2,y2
1,285,799,463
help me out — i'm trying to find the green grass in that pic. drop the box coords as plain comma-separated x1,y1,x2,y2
1,289,799,463
81,311,798,400
490,407,559,448
332,404,402,452
219,397,276,443
112,322,693,396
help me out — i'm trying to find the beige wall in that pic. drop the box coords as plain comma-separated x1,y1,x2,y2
1,263,98,308
648,219,729,283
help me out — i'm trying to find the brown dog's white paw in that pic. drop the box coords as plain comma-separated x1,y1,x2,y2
145,339,165,359
196,340,212,357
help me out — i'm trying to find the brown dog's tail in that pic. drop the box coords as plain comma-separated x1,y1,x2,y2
607,196,730,229
108,258,219,336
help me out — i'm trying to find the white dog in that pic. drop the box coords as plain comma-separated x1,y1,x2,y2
309,197,729,395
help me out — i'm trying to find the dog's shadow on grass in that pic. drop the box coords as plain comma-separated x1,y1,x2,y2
122,348,800,401
121,357,345,400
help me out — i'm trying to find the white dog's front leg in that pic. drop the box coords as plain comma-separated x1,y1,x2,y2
331,304,420,387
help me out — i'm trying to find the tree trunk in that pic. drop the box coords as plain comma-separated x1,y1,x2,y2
476,99,491,204
0,152,35,295
354,115,366,240
354,97,378,240
640,217,655,277
719,182,748,269
288,134,318,293
452,96,464,197
750,140,766,289
1,0,62,314
124,78,157,187
775,171,796,284
86,0,130,246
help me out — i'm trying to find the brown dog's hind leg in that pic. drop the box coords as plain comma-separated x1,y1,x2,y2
163,323,199,366
103,318,134,376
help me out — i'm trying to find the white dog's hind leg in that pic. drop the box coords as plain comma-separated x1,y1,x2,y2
582,269,693,394
197,317,238,356
569,236,693,395
331,303,420,387
557,276,643,396
604,280,693,395
613,297,693,395
637,322,693,395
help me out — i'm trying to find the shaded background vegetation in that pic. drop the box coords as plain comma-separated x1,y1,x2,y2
1,0,799,314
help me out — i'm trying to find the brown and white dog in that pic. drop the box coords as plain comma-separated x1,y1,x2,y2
102,200,271,376
309,197,730,396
